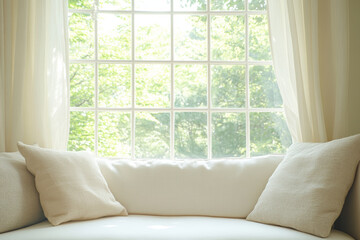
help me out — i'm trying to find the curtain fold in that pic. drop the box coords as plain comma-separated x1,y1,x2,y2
0,0,69,151
267,0,349,143
0,0,5,151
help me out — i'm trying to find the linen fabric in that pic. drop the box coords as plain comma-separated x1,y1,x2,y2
0,0,69,152
0,152,45,233
337,162,360,240
0,215,353,240
267,0,349,142
17,142,127,226
247,134,360,237
98,155,283,217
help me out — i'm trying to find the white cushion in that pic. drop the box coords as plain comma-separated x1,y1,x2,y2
17,142,127,226
98,155,283,218
0,152,44,233
0,215,353,240
247,134,360,238
337,162,360,240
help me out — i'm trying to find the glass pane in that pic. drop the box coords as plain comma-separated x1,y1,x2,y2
99,0,131,10
249,15,271,61
70,64,94,107
174,15,207,61
68,111,95,152
135,112,170,158
135,0,170,11
211,0,244,10
135,15,170,60
250,112,292,156
98,64,131,108
174,0,206,11
68,0,93,9
175,65,207,108
211,15,245,61
175,112,207,159
98,13,131,60
69,13,94,60
250,65,282,108
98,112,131,157
212,113,246,158
211,65,245,108
248,0,267,10
135,64,171,108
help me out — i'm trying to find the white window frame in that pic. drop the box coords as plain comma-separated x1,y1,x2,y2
69,0,285,159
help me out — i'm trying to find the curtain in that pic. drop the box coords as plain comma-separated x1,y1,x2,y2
267,0,349,142
0,0,69,152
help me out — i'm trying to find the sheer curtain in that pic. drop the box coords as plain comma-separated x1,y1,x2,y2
267,0,349,142
0,0,69,152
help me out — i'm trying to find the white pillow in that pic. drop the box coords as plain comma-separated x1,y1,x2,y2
17,142,127,226
247,134,360,237
0,152,45,233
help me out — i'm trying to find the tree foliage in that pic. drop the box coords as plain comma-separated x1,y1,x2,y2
68,0,291,159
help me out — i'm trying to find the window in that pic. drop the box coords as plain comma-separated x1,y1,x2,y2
68,0,292,159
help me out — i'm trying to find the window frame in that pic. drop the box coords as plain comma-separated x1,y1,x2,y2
68,0,287,160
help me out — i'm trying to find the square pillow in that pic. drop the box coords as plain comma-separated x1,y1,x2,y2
0,152,45,233
246,134,360,237
17,142,127,226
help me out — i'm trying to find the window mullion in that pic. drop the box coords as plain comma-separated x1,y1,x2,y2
245,0,251,158
94,0,99,157
170,0,175,160
131,0,136,159
207,0,212,160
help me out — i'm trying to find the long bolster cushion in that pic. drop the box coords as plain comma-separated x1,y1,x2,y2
98,155,283,218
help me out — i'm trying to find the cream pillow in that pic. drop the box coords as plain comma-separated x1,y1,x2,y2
247,134,360,238
0,152,45,233
17,142,127,226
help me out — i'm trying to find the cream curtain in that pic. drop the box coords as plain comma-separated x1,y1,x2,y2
0,0,69,151
267,0,349,142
